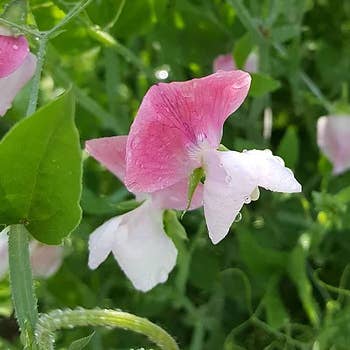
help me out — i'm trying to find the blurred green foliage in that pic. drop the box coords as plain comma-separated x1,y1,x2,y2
0,0,350,349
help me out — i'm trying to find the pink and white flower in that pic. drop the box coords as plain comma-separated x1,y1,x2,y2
125,71,301,244
213,52,258,73
317,115,350,175
86,136,202,292
0,230,63,279
0,27,37,116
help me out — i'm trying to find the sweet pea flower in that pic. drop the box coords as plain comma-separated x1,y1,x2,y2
213,52,258,73
317,115,350,175
86,136,202,292
125,71,302,244
0,26,37,116
0,230,63,279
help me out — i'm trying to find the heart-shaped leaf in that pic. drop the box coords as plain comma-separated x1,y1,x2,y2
0,89,82,244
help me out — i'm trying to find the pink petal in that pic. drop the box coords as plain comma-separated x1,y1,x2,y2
213,54,236,72
86,136,127,181
317,116,350,175
0,35,29,78
213,52,258,73
0,53,37,116
152,178,203,210
126,71,251,193
244,52,259,73
29,242,63,278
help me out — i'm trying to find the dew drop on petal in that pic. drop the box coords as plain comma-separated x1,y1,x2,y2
250,187,260,201
234,212,242,222
244,196,251,204
12,44,18,50
219,162,224,168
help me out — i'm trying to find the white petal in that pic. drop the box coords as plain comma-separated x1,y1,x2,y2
203,150,257,244
29,242,63,278
88,216,123,269
112,201,177,292
0,53,37,116
203,149,301,245
243,150,302,193
0,232,9,279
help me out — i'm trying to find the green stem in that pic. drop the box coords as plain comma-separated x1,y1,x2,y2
227,0,332,113
35,308,180,350
0,17,40,36
46,0,93,38
8,225,38,349
251,316,308,349
26,36,47,117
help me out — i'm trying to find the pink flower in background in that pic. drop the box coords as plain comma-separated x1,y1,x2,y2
0,231,63,279
125,71,301,244
86,136,202,292
29,242,63,278
0,27,37,116
213,52,258,73
317,115,350,175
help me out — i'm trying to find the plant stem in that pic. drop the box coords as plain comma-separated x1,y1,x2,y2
26,36,47,117
46,0,93,38
35,308,180,350
227,0,333,113
8,225,38,349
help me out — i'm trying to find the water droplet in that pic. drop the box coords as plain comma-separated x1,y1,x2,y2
225,175,232,184
242,149,247,153
234,212,242,222
219,162,224,167
250,187,260,201
244,196,251,204
12,44,18,50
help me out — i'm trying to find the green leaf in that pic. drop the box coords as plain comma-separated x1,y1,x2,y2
81,188,139,216
249,73,281,97
1,0,27,25
263,277,289,329
335,186,350,204
233,33,253,68
276,126,299,168
183,167,204,215
68,332,95,350
271,25,300,43
238,230,287,278
0,90,82,244
287,244,320,327
163,210,188,242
